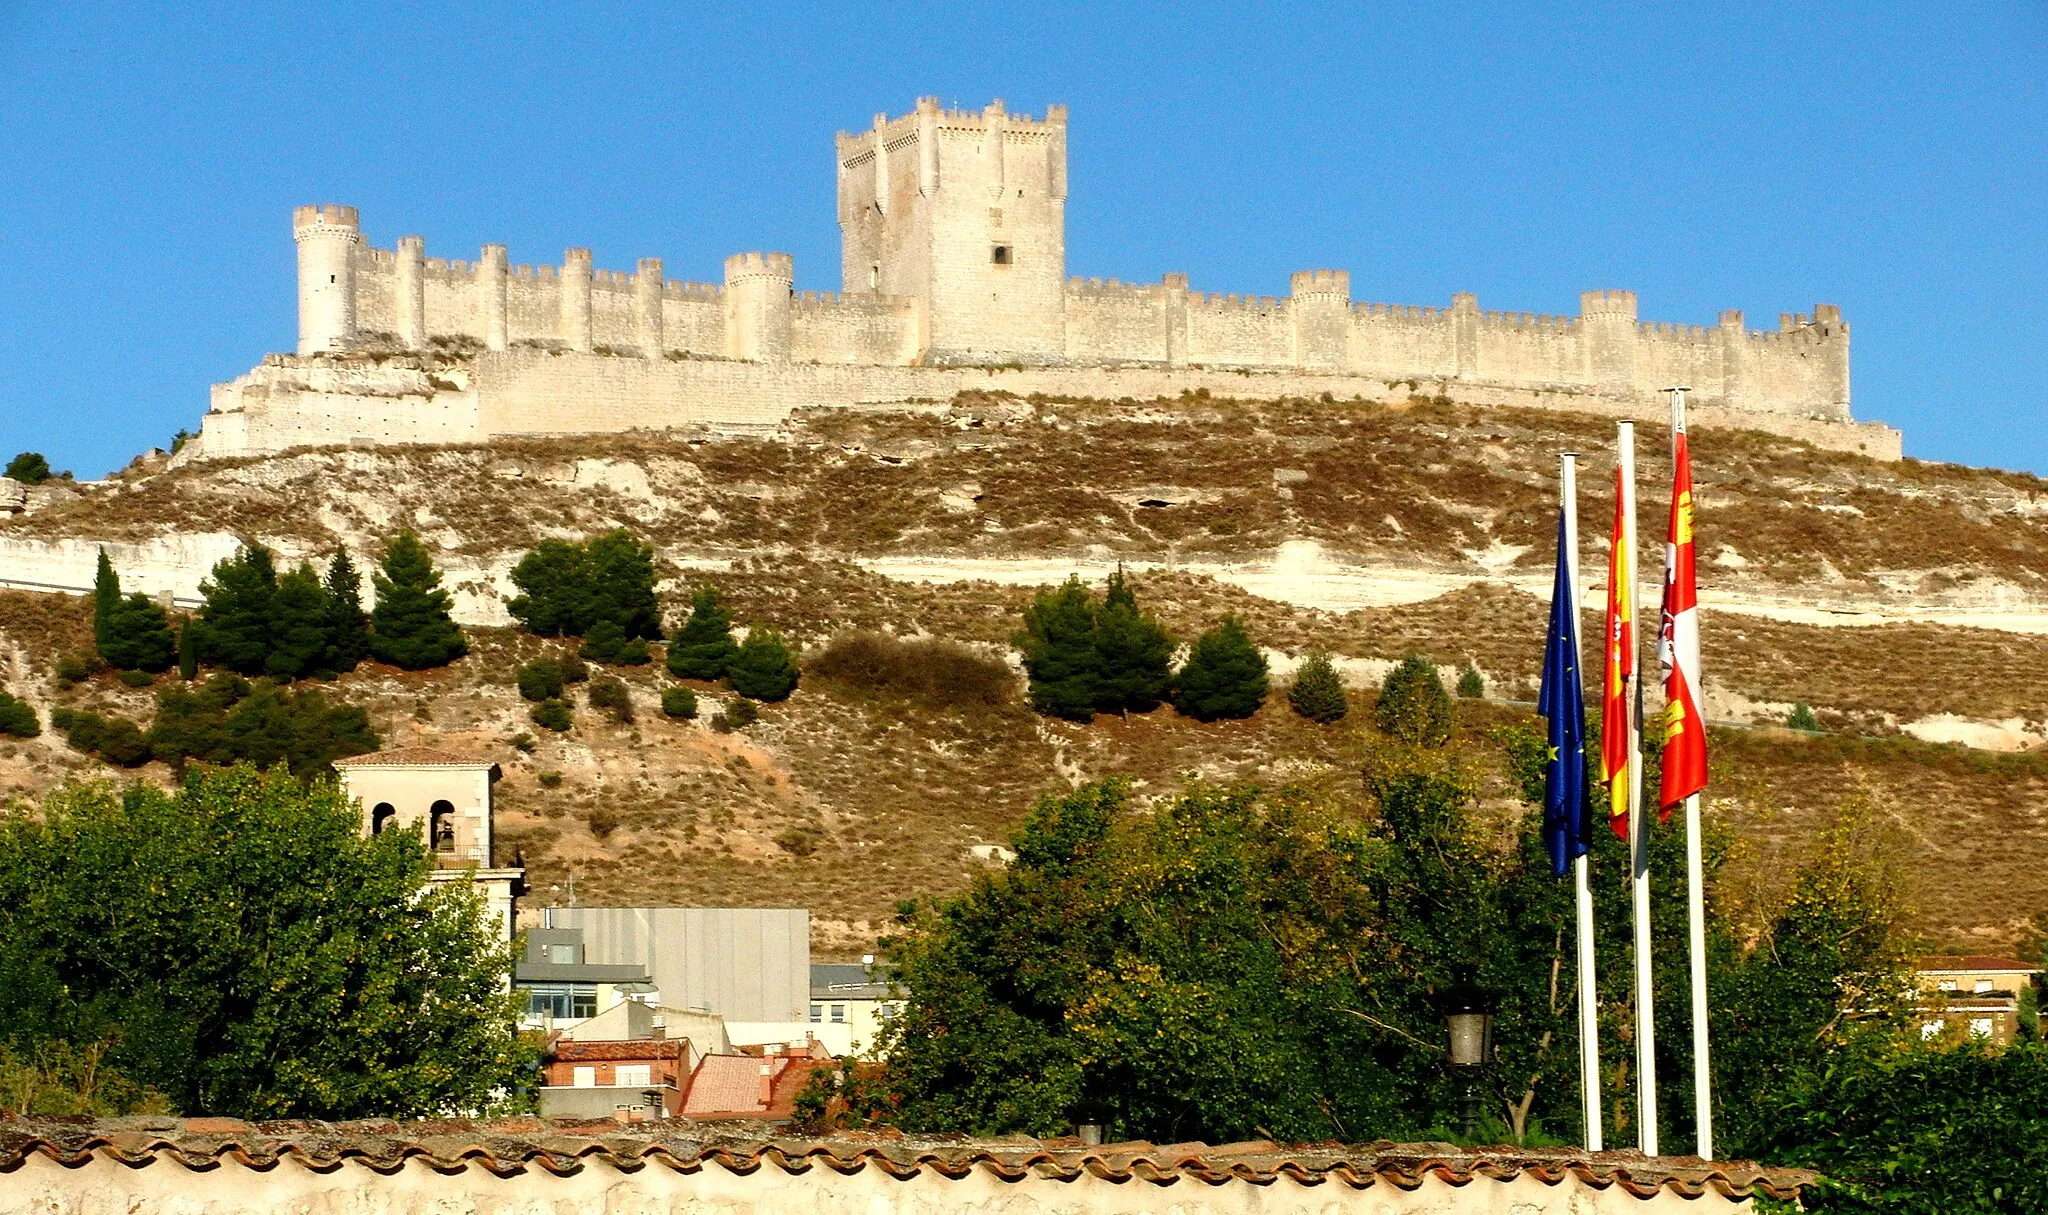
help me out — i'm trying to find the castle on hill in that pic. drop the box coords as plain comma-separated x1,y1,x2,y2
188,98,1896,462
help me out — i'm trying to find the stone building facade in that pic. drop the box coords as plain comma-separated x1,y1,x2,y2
189,98,1891,462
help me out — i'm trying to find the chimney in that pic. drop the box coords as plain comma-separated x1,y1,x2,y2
758,1061,776,1106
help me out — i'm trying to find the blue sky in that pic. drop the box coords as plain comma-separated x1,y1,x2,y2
2,3,2044,477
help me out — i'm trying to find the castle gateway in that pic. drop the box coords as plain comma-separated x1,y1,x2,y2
192,98,1896,461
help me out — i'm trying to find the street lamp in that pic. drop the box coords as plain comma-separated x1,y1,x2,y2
1441,968,1496,1139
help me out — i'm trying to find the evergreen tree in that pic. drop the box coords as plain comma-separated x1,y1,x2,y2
177,623,198,681
322,552,371,672
266,563,332,679
1456,661,1485,699
100,594,177,674
1374,653,1453,747
728,625,799,702
92,549,118,658
6,452,51,485
1287,650,1348,723
666,584,738,679
584,529,663,641
506,539,589,637
1092,568,1174,715
368,531,467,670
1016,576,1103,721
1172,615,1268,721
194,544,279,676
0,689,39,737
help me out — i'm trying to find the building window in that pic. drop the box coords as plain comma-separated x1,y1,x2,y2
548,943,577,965
869,264,879,289
1974,979,1994,993
810,1004,823,1023
991,245,1012,266
1938,979,1957,992
522,982,598,1020
1970,1018,1994,1038
830,1004,846,1023
370,803,396,833
429,800,456,852
572,1066,596,1088
616,1064,652,1087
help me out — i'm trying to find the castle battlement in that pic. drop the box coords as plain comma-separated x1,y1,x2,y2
217,97,1875,465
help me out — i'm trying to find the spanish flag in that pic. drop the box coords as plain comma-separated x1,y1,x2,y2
1658,426,1708,810
1600,467,1633,840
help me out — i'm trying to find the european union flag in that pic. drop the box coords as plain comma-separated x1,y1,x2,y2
1538,510,1589,877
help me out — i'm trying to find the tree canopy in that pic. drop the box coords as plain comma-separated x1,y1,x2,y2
368,531,467,670
1375,654,1453,746
0,765,528,1118
729,625,799,702
667,584,738,679
507,530,661,646
1288,650,1348,723
1171,615,1268,721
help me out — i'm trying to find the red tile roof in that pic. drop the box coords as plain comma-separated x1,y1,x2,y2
551,1039,689,1062
333,747,493,767
1918,955,2038,973
682,1054,777,1116
0,1117,1814,1202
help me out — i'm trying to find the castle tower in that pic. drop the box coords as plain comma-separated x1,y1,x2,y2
1451,292,1480,379
1579,289,1639,396
561,249,593,352
836,97,1069,364
634,258,665,358
395,235,427,350
293,204,361,355
1289,269,1352,371
724,252,794,362
478,244,509,351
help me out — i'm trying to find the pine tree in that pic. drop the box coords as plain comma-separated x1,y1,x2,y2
1172,615,1268,721
322,552,371,672
1016,576,1102,721
728,626,800,702
92,548,119,658
1456,661,1485,699
506,539,589,637
585,529,663,641
194,544,279,676
1374,653,1453,747
1288,650,1348,723
267,563,332,679
101,594,178,674
667,584,738,679
1092,567,1174,715
177,622,198,681
368,531,467,670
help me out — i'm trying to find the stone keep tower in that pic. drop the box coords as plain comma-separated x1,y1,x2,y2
837,98,1069,364
294,204,361,355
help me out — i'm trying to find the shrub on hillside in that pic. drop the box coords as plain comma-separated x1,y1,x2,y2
577,619,650,665
1172,616,1268,722
117,669,154,688
53,652,98,686
0,690,41,738
529,698,572,732
516,658,566,702
146,674,378,776
1287,650,1347,723
1456,661,1485,699
5,452,51,485
1788,702,1820,732
1375,654,1452,747
710,697,758,732
586,676,634,724
661,686,698,719
729,626,799,702
807,631,1013,711
50,708,151,767
667,584,738,679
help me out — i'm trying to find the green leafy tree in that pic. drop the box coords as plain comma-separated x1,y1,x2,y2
1172,616,1268,721
1092,568,1174,715
506,539,588,637
6,452,51,484
194,544,280,676
1016,576,1103,720
667,584,738,679
1375,654,1453,746
322,552,371,672
266,563,333,679
1288,650,1348,723
729,626,799,701
0,765,530,1118
368,531,466,670
0,690,40,738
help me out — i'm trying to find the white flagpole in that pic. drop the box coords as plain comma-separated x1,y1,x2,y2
1620,421,1657,1156
1669,388,1714,1161
1562,451,1603,1153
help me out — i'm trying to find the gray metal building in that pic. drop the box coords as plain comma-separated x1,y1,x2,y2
546,907,809,1021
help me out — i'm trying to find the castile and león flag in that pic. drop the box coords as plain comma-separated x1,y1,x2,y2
1538,391,1712,1160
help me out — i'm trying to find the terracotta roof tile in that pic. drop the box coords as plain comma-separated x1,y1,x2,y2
1918,955,2038,972
0,1116,1815,1201
333,747,493,767
551,1039,689,1062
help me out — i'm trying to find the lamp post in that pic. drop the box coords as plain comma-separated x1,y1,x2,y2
1442,969,1496,1140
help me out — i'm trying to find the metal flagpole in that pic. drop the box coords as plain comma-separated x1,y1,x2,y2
1620,421,1657,1156
1669,388,1714,1161
1562,451,1603,1153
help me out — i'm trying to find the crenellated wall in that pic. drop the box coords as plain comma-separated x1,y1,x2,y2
235,98,1870,464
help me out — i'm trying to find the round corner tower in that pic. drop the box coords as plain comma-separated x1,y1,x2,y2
293,204,362,355
724,251,794,362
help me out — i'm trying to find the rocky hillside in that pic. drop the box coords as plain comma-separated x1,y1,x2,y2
2,392,2045,953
